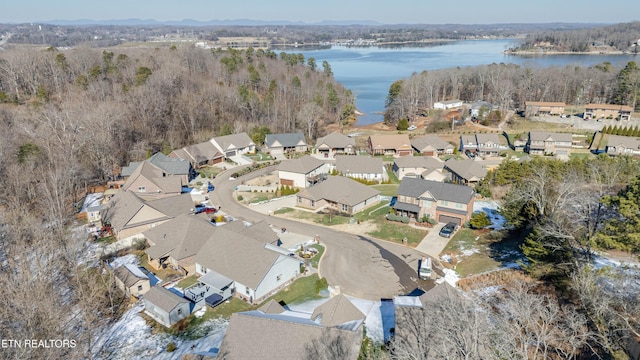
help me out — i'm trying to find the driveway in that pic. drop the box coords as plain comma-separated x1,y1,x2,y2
210,165,432,300
414,223,453,259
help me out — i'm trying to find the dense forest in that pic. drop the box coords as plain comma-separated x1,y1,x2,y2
0,44,351,359
508,21,640,53
384,60,640,124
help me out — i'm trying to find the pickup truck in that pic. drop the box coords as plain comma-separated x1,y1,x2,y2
419,257,432,280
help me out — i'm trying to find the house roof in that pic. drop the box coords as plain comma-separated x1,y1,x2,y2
144,286,189,313
114,264,149,288
199,270,234,290
222,220,280,245
368,134,412,151
181,141,223,164
259,300,286,314
524,101,566,107
311,294,365,327
122,161,182,194
475,133,503,145
411,135,453,152
418,282,462,305
529,131,573,143
211,133,255,152
121,162,142,177
102,190,195,234
435,99,463,105
335,155,383,175
397,178,475,204
265,133,307,148
148,152,191,175
393,202,421,214
278,155,326,175
316,132,355,149
606,134,640,150
144,214,216,261
297,176,380,207
394,156,443,170
219,311,360,360
444,159,487,181
585,103,633,112
195,227,290,289
460,134,477,146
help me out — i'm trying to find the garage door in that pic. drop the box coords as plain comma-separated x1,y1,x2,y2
438,215,461,226
280,179,294,186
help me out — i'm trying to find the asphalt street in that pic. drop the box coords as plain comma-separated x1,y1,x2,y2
209,164,433,300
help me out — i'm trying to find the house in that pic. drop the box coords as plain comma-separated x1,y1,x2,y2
393,178,475,225
218,294,364,360
143,214,217,276
296,176,381,215
526,131,573,157
209,132,256,158
469,100,494,119
368,134,413,156
334,155,388,183
278,155,329,188
411,135,455,156
120,153,193,200
524,101,566,117
195,226,301,304
315,132,356,159
434,99,463,110
264,133,308,155
169,141,224,167
605,134,640,156
100,191,195,241
443,159,487,186
392,156,445,181
143,286,191,328
113,264,150,298
584,103,633,121
459,133,506,157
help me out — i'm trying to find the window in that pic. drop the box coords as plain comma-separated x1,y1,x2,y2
137,285,143,291
311,200,315,207
177,309,182,315
245,287,251,295
456,203,463,209
441,200,449,206
342,204,348,212
297,196,302,203
138,186,146,192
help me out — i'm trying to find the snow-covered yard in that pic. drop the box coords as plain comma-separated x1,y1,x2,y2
473,200,507,230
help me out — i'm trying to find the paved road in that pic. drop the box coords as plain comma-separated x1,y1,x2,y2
210,165,432,300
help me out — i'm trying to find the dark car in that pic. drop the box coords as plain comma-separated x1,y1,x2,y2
196,206,217,214
439,222,457,238
465,149,475,158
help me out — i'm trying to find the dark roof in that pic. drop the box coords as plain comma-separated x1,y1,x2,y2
393,202,421,214
265,133,306,148
397,178,474,204
148,152,191,175
114,264,149,288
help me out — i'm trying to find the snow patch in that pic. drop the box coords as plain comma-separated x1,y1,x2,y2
108,254,139,269
436,268,460,287
473,200,507,230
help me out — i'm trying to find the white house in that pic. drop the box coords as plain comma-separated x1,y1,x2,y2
278,155,328,188
195,227,302,304
434,99,463,110
143,286,191,328
334,155,388,183
210,133,256,158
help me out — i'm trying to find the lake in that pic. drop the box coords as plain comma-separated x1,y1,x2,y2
287,39,639,125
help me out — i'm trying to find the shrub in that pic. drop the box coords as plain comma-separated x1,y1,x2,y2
166,342,177,352
315,277,329,293
470,211,492,229
401,216,410,224
237,195,244,201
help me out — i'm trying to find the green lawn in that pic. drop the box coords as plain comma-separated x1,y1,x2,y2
442,228,478,253
274,207,294,215
367,222,428,246
285,209,351,226
354,201,390,222
372,184,399,197
176,275,199,289
197,166,222,179
308,244,325,269
386,168,400,183
246,152,273,161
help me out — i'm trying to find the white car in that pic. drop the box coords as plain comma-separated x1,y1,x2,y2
407,125,417,131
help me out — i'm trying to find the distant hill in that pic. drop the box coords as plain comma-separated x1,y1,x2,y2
42,18,384,26
507,21,640,54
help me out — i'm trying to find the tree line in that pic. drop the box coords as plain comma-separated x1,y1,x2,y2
384,60,640,124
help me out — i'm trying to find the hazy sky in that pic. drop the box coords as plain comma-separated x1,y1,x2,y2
2,0,638,24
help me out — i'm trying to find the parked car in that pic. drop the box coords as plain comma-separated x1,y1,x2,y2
465,149,475,158
439,222,457,238
407,125,417,131
196,206,217,214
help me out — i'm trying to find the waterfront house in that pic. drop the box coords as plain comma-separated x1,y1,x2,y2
315,132,356,159
368,134,413,156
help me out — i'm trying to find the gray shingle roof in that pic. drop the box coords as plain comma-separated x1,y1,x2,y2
114,264,149,288
444,159,487,181
393,156,443,170
278,155,326,174
144,286,189,313
297,176,380,206
397,178,474,204
211,133,255,152
148,152,191,175
144,214,216,260
218,311,360,360
311,294,365,327
411,135,453,152
316,132,356,149
265,133,306,148
335,155,383,175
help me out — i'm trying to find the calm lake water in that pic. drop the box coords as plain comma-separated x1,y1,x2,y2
287,39,639,125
